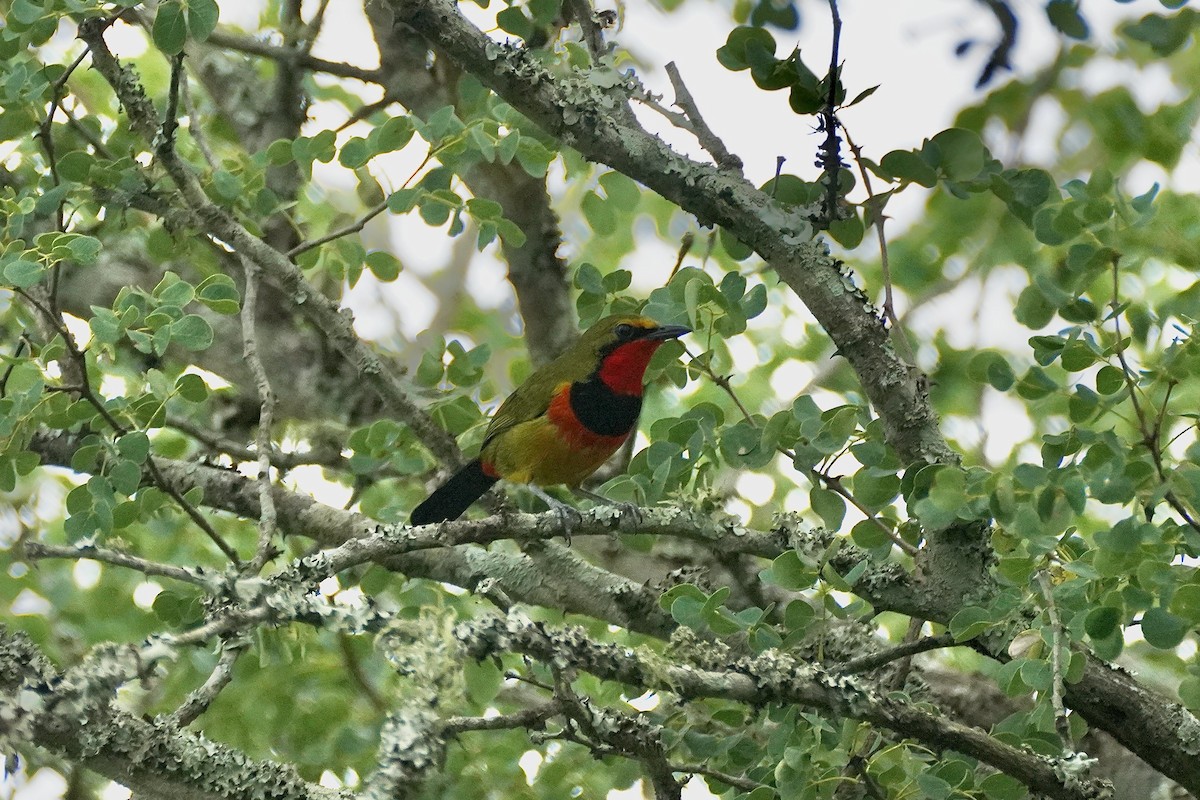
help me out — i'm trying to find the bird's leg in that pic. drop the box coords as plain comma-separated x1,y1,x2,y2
572,486,642,528
527,485,581,542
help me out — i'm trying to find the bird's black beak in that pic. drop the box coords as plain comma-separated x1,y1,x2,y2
645,324,690,341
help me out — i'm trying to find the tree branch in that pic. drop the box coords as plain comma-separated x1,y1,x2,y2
457,612,1112,800
77,19,463,469
0,627,351,800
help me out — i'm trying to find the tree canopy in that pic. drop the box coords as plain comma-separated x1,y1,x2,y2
3,1,1200,799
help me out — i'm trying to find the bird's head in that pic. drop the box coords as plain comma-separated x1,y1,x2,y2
576,314,690,395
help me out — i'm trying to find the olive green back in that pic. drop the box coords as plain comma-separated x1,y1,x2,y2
480,314,659,448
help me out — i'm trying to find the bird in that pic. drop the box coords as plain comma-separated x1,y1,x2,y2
410,313,690,525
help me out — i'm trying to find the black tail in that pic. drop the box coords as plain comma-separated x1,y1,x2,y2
411,459,498,525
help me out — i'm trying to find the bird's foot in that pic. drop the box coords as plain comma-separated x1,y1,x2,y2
528,486,581,544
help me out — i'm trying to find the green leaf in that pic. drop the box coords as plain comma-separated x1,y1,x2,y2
928,128,987,182
1084,605,1122,639
809,486,845,530
387,188,422,214
117,431,151,464
153,589,204,626
373,116,414,152
197,274,240,314
365,251,402,281
1169,584,1200,624
10,0,45,25
1181,676,1200,711
170,314,215,351
581,191,616,235
762,550,817,590
948,606,991,641
599,171,640,208
3,258,44,288
153,1,188,54
174,373,209,402
850,518,893,550
187,0,220,42
1124,9,1199,56
1141,607,1189,649
879,149,937,187
339,137,373,169
1095,365,1126,395
716,26,777,72
1046,0,1090,39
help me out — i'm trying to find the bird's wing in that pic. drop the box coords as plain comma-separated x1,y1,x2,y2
480,378,567,449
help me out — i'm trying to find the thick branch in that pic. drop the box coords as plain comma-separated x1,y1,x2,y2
76,19,462,468
457,613,1112,800
387,0,957,472
366,6,576,364
0,627,350,800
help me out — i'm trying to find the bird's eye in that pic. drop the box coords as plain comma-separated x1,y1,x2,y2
615,323,635,340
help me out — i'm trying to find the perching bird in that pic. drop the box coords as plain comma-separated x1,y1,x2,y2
411,314,689,525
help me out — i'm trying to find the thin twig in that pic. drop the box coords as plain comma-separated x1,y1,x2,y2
842,123,915,365
562,0,605,62
441,701,559,735
287,199,388,259
668,232,694,281
686,344,917,556
671,763,761,792
37,47,91,229
976,0,1019,88
1036,571,1071,746
299,0,332,57
79,21,462,468
819,0,844,226
169,642,245,726
22,542,208,586
338,633,387,712
664,62,742,174
180,67,218,170
15,287,241,563
163,53,185,147
239,256,280,573
205,29,384,84
1109,257,1200,534
166,416,343,469
842,632,956,674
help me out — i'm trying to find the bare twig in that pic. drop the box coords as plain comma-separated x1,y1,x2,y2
441,701,559,735
562,0,605,61
842,124,915,365
22,542,208,586
166,416,343,469
205,29,384,84
338,633,387,712
664,62,742,174
169,642,245,726
239,256,280,573
842,632,956,675
287,199,388,259
1035,571,1071,746
976,0,1018,88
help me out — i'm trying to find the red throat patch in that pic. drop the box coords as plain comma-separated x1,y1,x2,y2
597,340,664,395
